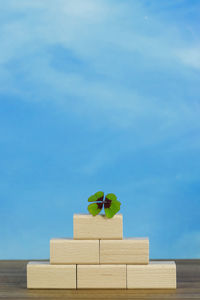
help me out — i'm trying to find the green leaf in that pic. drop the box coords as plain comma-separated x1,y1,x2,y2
104,199,121,218
105,193,117,201
88,191,104,202
87,203,102,216
88,195,96,202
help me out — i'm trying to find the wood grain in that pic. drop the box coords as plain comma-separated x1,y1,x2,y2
77,264,126,289
27,262,76,289
100,238,149,264
0,259,200,299
50,239,99,264
73,214,123,240
127,261,176,289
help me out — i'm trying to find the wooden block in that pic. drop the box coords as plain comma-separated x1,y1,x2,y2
127,261,176,289
27,262,76,289
77,265,126,289
50,239,99,264
100,238,149,264
73,214,123,239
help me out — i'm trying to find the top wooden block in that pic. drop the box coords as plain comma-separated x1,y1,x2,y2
73,214,123,239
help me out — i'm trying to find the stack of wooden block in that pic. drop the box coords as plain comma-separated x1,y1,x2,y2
27,214,176,289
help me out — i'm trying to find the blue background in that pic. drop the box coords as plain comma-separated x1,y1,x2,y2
0,0,200,259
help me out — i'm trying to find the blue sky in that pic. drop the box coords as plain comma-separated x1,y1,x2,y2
0,0,200,259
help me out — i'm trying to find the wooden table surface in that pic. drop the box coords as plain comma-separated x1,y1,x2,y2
0,259,199,299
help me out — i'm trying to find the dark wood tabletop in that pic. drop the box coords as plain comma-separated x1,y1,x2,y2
0,259,199,299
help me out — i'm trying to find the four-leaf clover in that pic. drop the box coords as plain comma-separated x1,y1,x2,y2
87,191,121,218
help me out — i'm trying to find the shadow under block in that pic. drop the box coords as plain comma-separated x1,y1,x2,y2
77,265,126,289
50,239,99,264
27,262,76,289
100,238,149,264
73,214,123,240
127,261,176,289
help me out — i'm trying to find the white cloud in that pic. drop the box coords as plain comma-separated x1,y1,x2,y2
0,0,200,134
176,46,200,69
